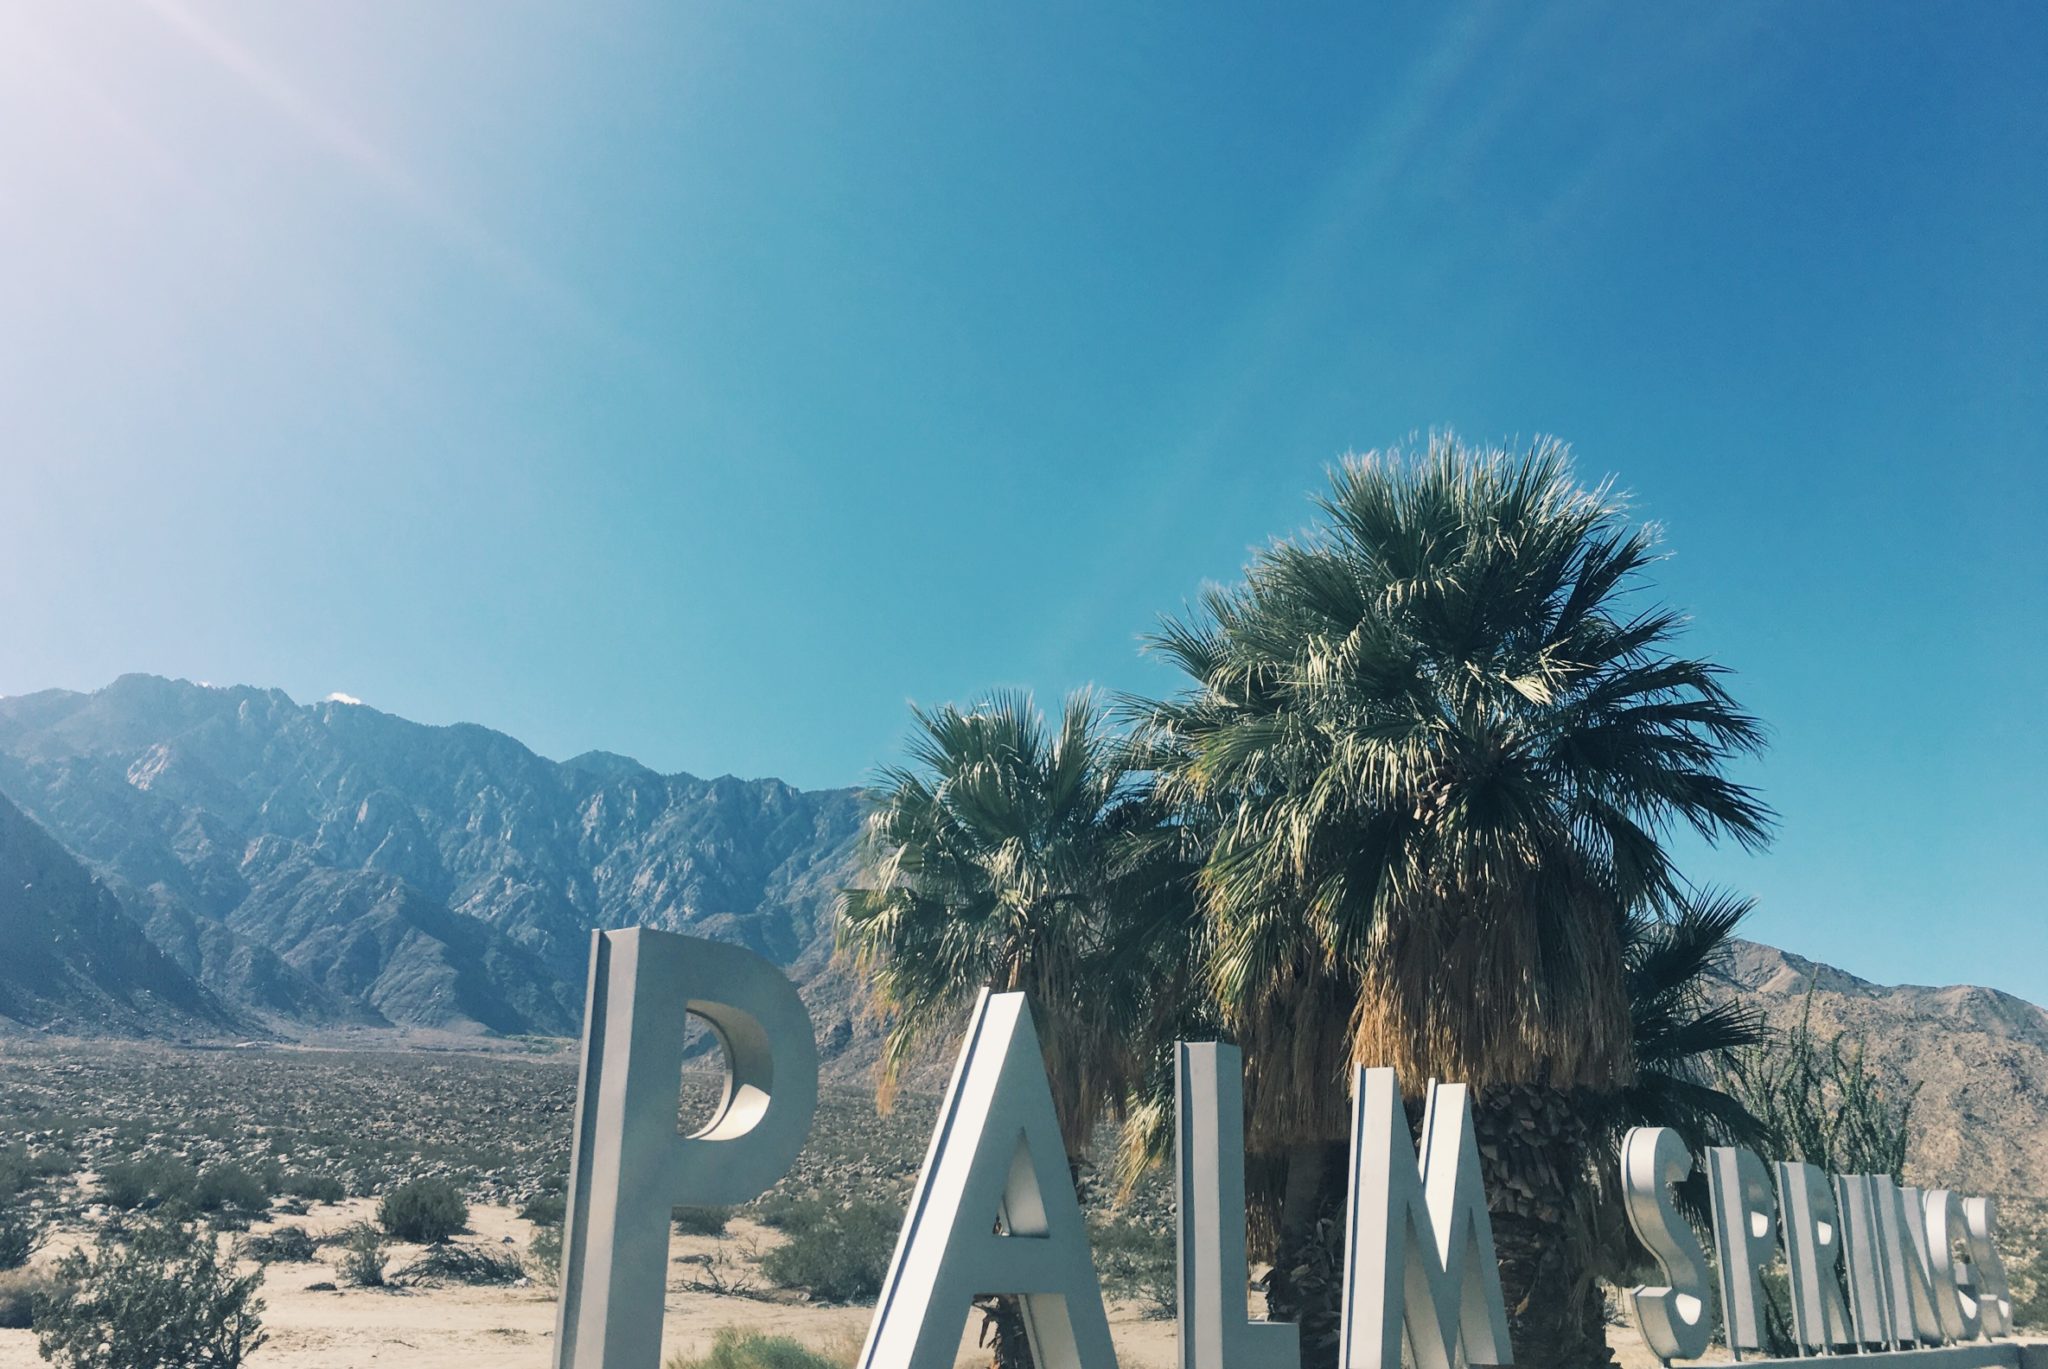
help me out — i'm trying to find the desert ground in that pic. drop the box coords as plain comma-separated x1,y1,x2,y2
0,1038,2031,1369
0,1198,1186,1369
0,1194,1680,1369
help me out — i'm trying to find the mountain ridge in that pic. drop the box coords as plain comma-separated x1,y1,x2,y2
0,674,864,1044
2,675,2044,1196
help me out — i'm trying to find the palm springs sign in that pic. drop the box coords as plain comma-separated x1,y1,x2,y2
551,929,2023,1369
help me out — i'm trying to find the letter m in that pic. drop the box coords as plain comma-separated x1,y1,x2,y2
1339,1067,1512,1369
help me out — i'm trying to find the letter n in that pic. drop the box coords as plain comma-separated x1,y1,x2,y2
1338,1067,1512,1369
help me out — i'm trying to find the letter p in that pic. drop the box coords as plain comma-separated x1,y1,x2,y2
554,928,819,1369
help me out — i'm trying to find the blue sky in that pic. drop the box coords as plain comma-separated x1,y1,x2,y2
1,4,2043,999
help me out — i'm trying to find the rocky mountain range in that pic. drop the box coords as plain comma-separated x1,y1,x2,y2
0,787,232,1034
1,674,2044,1195
0,674,865,1047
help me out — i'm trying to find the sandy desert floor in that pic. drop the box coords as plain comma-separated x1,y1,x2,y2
0,1198,1190,1369
0,1195,1675,1369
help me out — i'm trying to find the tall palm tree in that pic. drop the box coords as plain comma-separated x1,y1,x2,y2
1136,437,1771,1369
838,689,1190,1157
839,690,1193,1368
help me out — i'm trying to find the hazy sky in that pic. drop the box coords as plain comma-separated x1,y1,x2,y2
1,4,2043,999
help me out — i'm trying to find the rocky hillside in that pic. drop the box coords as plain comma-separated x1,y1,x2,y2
0,788,232,1035
0,675,864,1045
1715,939,2048,1197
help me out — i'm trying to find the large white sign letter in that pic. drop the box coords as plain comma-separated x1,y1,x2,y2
555,928,819,1369
1338,1067,1511,1369
1705,1147,1777,1352
1964,1196,2014,1337
1778,1162,1854,1352
1923,1190,1983,1342
1621,1127,1713,1362
859,990,1117,1369
1176,1042,1300,1369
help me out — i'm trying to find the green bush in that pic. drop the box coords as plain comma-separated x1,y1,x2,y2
665,1327,853,1369
285,1172,346,1205
751,1192,829,1233
336,1223,387,1288
528,1224,563,1290
97,1156,198,1212
35,1218,266,1369
519,1192,566,1227
759,1199,902,1305
673,1205,732,1237
0,1208,45,1271
195,1164,270,1217
1089,1218,1176,1320
0,1146,71,1201
0,1267,63,1331
242,1226,316,1263
377,1177,468,1244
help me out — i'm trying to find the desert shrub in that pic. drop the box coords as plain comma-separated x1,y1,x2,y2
759,1199,902,1305
242,1225,316,1263
527,1224,563,1290
377,1177,467,1243
1724,987,1917,1179
336,1223,387,1288
0,1267,63,1330
97,1156,198,1212
751,1192,829,1233
673,1204,732,1236
36,1217,266,1369
1089,1218,1176,1320
0,1208,46,1271
665,1326,855,1369
285,1172,345,1205
196,1163,270,1217
392,1243,527,1287
519,1192,566,1227
0,1146,70,1200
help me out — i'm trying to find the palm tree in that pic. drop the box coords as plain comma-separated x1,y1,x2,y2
1136,437,1772,1369
1568,890,1770,1356
837,690,1194,1364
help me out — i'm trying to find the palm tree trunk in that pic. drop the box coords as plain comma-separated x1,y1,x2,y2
1266,1140,1348,1369
976,1295,1032,1369
1476,1083,1616,1369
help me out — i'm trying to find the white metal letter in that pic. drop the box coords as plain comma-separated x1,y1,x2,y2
859,990,1117,1369
1338,1067,1511,1369
1963,1196,2014,1337
1873,1177,1944,1346
1922,1190,1983,1342
1177,1042,1300,1369
1621,1127,1713,1363
555,928,819,1369
1835,1174,1895,1346
1777,1161,1854,1352
1705,1147,1778,1353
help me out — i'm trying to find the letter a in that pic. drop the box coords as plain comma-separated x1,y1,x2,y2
859,990,1117,1369
1338,1067,1511,1369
